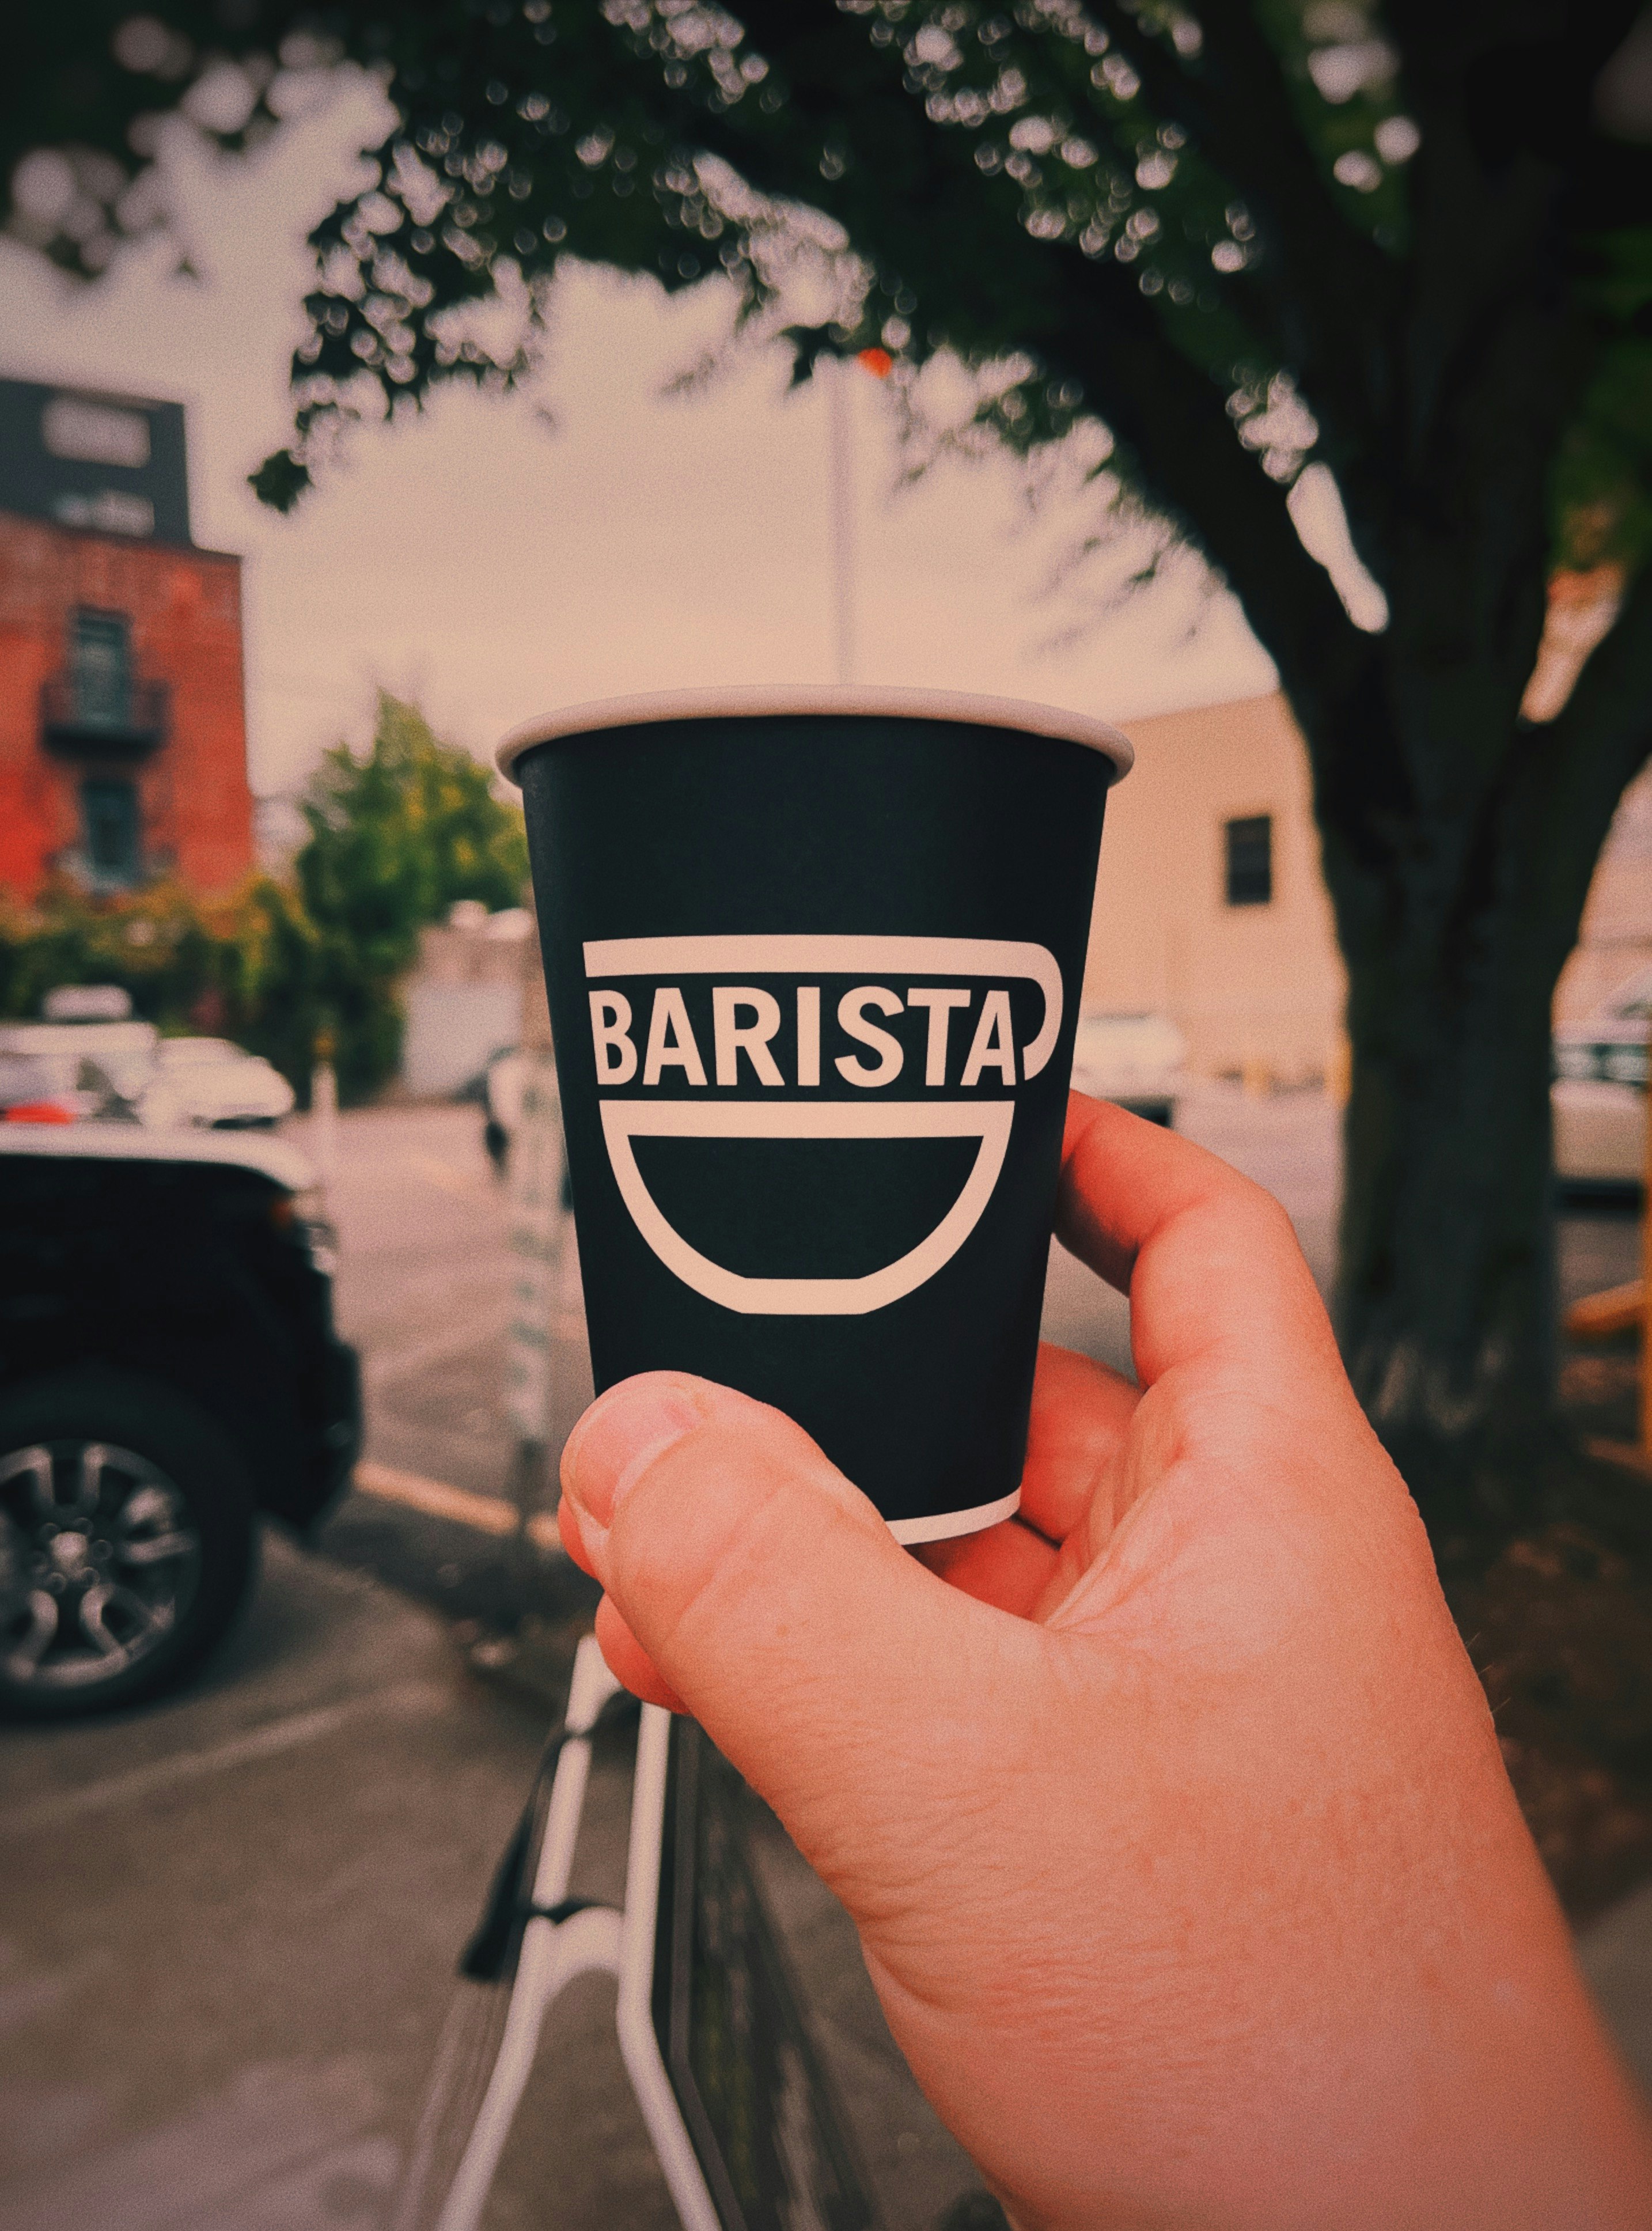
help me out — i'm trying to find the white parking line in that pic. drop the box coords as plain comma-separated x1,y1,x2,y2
353,1458,563,1555
362,1308,514,1389
1,1680,446,1839
404,1151,495,1199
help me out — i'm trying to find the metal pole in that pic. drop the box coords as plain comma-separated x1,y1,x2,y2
504,1054,562,1482
827,356,855,685
503,910,564,1556
310,1027,338,1188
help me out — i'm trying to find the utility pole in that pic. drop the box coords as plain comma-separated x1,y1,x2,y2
310,1024,338,1188
824,346,893,685
826,354,856,686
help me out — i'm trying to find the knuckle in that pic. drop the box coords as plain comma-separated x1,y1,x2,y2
604,1414,802,1631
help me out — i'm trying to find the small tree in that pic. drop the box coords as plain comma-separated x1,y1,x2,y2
13,3,1650,1527
294,692,532,1097
0,874,321,1077
298,693,528,952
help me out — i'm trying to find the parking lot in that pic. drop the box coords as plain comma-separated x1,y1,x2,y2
2,1090,1643,2229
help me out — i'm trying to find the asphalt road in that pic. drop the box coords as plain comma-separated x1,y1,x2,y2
2,1091,1643,2231
306,1103,592,1633
2,1535,544,2230
1,1544,980,2231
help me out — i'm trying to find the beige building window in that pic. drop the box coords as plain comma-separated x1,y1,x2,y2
1224,814,1274,907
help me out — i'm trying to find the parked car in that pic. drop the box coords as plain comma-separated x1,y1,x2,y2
0,1013,295,1132
146,1036,297,1129
0,1125,360,1719
1069,1011,1188,1127
0,1051,104,1125
0,1015,159,1113
1554,966,1650,1188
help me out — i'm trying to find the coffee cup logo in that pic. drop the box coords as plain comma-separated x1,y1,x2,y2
584,934,1062,1316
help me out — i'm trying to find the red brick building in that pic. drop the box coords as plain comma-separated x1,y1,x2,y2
0,378,253,899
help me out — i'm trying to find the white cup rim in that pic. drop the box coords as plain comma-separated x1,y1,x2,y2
495,684,1133,784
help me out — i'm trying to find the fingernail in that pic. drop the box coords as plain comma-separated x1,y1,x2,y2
562,1375,706,1547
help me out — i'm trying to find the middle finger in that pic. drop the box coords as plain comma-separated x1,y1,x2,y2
1017,1340,1141,1546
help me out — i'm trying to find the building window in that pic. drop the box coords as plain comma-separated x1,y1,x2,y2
70,610,134,731
43,394,151,469
82,778,141,886
1224,814,1274,907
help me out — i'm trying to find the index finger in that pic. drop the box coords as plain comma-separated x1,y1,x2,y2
1056,1092,1343,1396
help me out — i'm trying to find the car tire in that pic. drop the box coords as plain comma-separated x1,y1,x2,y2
0,1370,259,1722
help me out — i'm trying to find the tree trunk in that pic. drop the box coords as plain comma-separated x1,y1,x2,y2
1336,897,1560,1535
1321,671,1650,1537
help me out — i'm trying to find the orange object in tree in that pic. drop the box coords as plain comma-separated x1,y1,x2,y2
2,1103,73,1124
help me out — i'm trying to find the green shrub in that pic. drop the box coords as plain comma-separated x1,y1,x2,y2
0,694,528,1105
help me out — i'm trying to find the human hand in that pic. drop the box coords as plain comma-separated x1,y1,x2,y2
558,1095,1652,2229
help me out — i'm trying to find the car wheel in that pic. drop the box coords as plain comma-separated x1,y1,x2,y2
0,1371,259,1722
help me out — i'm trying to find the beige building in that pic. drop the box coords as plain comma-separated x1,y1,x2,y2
1083,691,1652,1084
1555,763,1652,1023
1083,693,1346,1085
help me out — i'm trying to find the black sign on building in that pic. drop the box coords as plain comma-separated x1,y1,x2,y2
0,376,192,547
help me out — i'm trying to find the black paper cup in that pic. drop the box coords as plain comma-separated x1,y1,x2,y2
498,688,1131,1544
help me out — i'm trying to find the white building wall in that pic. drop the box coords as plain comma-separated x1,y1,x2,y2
401,980,523,1096
1081,692,1651,1082
1083,693,1347,1086
399,908,532,1097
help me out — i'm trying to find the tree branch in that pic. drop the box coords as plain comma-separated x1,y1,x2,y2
1382,1,1643,488
1059,3,1396,458
684,3,1371,710
689,28,1403,898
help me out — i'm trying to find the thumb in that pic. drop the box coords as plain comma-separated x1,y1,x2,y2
559,1370,1039,1902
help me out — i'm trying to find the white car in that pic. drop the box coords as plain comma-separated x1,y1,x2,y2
0,1017,161,1118
144,1037,296,1130
1554,965,1649,1187
1069,1012,1187,1127
0,1016,297,1132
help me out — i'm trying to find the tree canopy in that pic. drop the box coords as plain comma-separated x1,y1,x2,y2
297,688,530,979
293,691,531,1091
8,6,1647,580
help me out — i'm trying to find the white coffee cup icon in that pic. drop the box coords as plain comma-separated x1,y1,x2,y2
586,934,1062,1316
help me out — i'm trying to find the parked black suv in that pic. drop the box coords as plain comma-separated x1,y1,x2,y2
0,1125,361,1719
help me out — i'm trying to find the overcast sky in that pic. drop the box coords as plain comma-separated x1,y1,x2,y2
1,71,1285,804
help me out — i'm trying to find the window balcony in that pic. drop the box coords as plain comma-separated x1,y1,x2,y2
40,673,169,757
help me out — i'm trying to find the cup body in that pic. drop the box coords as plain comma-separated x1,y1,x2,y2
503,690,1128,1543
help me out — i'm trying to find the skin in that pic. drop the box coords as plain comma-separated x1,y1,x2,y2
558,1094,1652,2229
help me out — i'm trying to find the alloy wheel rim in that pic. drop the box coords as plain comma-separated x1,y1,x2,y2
0,1440,203,1691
